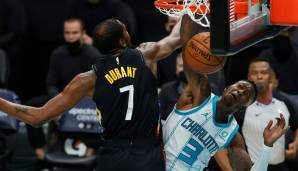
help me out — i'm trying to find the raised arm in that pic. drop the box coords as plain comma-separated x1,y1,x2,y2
216,114,287,171
0,71,96,127
137,17,181,63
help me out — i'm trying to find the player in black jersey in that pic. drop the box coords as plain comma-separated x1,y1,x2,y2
0,18,181,171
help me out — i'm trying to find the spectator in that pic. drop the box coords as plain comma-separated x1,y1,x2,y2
25,18,100,170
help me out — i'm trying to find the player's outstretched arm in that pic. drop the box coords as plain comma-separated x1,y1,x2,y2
249,114,287,171
0,71,96,127
227,114,287,171
137,16,181,63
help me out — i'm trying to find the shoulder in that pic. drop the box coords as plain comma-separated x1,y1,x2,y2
272,98,289,112
72,71,97,87
51,45,68,58
83,45,101,55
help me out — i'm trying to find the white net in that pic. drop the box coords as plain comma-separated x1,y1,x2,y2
155,0,210,27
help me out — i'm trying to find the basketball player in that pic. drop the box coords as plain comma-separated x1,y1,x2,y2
161,15,288,171
0,18,181,171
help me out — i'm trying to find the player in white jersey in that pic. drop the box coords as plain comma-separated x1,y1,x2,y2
162,15,288,171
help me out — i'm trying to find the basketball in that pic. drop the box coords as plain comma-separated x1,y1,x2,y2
183,32,227,74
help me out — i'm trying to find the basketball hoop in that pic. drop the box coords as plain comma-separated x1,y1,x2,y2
154,0,210,27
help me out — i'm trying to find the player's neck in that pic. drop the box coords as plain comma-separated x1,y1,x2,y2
215,102,231,124
110,48,124,57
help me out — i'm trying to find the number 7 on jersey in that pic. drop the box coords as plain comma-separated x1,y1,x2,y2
119,85,134,120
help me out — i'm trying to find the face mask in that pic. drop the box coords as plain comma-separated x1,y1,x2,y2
66,41,82,56
177,71,187,84
272,35,292,62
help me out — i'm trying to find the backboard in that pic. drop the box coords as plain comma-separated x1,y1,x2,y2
155,0,291,56
210,0,288,56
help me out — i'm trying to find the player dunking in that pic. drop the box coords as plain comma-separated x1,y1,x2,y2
162,15,288,171
0,18,181,171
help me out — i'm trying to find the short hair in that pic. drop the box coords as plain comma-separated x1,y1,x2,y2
64,18,85,31
248,57,272,68
248,57,274,74
93,19,124,54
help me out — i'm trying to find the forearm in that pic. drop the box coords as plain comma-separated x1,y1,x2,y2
0,98,44,127
250,144,272,171
214,149,233,171
155,19,182,61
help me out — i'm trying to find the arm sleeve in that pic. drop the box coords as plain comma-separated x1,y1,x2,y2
250,144,272,171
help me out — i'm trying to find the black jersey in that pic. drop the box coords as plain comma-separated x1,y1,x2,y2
92,48,160,139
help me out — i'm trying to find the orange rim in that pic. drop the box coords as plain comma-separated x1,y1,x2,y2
154,0,209,14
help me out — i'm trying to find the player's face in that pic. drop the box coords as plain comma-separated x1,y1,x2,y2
221,80,255,110
248,61,271,93
64,21,84,43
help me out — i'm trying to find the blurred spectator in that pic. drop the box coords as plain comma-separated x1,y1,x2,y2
159,52,187,121
270,62,298,171
259,28,298,97
21,0,70,102
0,0,26,91
25,18,100,170
67,0,137,44
236,58,298,171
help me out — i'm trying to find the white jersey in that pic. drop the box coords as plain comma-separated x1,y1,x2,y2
162,94,239,171
242,98,290,164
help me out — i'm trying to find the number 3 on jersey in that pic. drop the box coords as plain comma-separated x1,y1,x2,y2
119,85,134,120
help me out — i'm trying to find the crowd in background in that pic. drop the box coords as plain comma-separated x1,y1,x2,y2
1,0,298,171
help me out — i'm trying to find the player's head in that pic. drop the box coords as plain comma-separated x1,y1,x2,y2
93,19,131,54
247,57,273,94
220,80,257,111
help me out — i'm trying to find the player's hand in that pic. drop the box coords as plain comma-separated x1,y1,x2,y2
263,114,287,147
286,142,298,159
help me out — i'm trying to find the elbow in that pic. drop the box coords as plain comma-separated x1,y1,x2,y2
26,114,46,128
